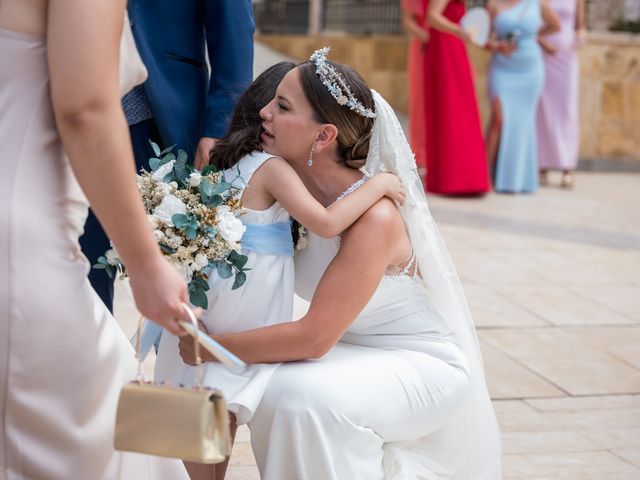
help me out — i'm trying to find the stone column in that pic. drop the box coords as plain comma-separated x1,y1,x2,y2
309,0,323,35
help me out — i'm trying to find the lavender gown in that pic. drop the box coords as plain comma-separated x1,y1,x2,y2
536,0,580,171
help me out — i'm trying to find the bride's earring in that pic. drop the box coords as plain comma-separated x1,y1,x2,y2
308,144,316,167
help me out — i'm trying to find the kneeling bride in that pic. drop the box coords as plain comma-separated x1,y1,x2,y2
170,49,501,480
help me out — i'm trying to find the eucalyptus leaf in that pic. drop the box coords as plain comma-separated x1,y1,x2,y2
216,261,233,279
105,265,114,279
149,158,161,171
175,163,190,185
160,144,176,156
177,149,188,165
185,226,198,240
172,214,190,228
201,165,217,175
200,179,213,197
207,195,223,207
150,140,161,157
191,273,209,290
189,287,208,309
161,153,176,164
212,181,232,195
92,263,106,270
228,250,248,269
232,271,247,290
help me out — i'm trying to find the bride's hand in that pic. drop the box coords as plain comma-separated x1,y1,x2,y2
127,255,190,336
374,172,406,206
178,329,215,365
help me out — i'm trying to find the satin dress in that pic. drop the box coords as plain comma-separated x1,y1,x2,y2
0,27,188,479
489,0,544,192
248,181,489,480
423,0,489,195
536,0,580,171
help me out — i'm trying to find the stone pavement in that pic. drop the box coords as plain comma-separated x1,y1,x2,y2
115,171,640,480
112,44,640,479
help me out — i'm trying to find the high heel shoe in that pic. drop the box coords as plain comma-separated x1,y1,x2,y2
539,170,548,186
561,172,574,189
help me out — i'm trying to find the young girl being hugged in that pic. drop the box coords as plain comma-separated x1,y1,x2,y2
154,62,404,479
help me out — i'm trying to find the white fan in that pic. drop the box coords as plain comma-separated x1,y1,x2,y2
460,7,491,47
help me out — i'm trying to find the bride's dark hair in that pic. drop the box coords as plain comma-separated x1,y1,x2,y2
297,61,375,170
209,61,296,170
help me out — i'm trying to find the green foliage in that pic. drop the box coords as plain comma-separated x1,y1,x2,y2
172,213,199,240
188,272,210,309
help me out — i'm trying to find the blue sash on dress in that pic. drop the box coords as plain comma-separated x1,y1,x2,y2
241,221,294,257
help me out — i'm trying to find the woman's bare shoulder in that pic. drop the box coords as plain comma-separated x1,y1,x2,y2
344,198,403,240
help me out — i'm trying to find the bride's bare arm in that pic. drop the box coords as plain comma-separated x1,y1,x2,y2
179,199,404,364
48,0,187,334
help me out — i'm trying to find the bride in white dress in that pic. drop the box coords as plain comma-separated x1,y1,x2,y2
179,51,501,479
0,0,189,478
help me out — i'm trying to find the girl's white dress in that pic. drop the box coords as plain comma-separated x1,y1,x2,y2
155,151,294,425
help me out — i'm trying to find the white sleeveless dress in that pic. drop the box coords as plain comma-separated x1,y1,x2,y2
154,152,294,425
248,181,477,480
0,27,188,480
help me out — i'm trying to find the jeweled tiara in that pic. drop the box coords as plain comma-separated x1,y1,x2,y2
309,47,377,119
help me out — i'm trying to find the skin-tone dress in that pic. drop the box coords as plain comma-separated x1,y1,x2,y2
536,0,580,171
0,25,188,479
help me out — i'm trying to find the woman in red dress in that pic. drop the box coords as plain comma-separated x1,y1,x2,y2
424,0,489,194
402,0,429,176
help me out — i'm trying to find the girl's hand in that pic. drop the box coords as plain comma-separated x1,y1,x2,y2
374,173,406,206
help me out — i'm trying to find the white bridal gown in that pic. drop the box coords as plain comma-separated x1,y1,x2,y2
248,182,496,480
0,27,188,479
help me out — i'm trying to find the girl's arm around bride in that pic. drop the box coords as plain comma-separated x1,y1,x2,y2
179,197,404,364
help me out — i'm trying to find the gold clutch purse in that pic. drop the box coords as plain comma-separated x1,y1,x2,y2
114,304,232,464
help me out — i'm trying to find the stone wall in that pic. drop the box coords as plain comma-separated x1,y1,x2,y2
587,0,640,30
257,32,640,164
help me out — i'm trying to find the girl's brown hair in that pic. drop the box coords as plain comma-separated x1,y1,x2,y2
209,61,296,170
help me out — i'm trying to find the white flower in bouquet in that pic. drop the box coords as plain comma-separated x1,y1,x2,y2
216,205,246,245
152,229,165,242
195,253,209,268
105,248,120,265
151,159,175,181
153,194,187,226
189,172,202,187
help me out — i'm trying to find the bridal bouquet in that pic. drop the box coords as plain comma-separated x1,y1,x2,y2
94,142,249,309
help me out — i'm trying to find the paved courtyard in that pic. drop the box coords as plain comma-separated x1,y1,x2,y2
115,170,640,479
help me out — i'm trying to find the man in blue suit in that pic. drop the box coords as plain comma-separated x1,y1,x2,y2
80,0,255,312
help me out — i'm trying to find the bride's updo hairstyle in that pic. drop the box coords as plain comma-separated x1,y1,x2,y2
297,61,375,170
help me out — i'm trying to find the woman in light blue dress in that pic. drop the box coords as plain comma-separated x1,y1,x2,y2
486,0,560,193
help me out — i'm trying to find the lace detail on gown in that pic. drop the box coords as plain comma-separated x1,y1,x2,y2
335,177,368,203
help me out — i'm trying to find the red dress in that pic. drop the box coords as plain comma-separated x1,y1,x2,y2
402,0,428,172
423,0,489,194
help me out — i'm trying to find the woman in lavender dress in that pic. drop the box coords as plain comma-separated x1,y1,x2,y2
537,0,586,188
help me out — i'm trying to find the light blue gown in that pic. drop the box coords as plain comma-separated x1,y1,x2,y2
489,0,544,193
